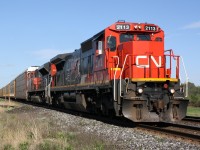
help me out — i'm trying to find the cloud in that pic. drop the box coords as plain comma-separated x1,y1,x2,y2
32,49,67,60
182,21,200,29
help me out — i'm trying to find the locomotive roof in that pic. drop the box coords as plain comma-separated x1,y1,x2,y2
50,53,72,64
27,66,39,72
38,62,50,75
81,30,104,45
81,30,104,52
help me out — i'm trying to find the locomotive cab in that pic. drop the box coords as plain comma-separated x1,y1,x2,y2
105,21,189,122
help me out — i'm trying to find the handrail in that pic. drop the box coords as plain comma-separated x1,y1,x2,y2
165,49,188,97
119,54,129,97
112,56,119,101
180,56,189,97
164,49,180,79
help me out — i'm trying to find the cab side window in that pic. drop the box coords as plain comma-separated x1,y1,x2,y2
107,36,116,51
155,37,162,41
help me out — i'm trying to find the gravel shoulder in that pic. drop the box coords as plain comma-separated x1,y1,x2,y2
3,103,200,150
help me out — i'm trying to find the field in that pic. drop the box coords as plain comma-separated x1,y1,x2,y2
0,99,108,150
187,106,200,117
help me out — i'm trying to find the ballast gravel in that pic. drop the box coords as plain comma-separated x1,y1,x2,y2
11,105,200,150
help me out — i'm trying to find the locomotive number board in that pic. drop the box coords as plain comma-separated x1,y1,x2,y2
145,25,157,31
116,24,130,30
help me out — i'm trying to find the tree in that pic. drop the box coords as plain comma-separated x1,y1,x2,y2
187,82,200,107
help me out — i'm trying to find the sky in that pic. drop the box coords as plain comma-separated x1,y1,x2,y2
0,0,200,88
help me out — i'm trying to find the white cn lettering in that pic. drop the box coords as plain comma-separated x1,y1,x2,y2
136,56,162,68
151,56,161,67
136,56,149,68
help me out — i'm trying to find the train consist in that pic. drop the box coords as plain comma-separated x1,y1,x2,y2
0,21,189,122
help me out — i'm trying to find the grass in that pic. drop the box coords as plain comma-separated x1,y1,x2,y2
187,106,200,117
0,99,20,113
0,108,111,150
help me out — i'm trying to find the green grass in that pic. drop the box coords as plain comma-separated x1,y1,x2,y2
187,106,200,117
0,98,4,101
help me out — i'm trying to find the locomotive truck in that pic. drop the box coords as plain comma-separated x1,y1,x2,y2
0,21,189,122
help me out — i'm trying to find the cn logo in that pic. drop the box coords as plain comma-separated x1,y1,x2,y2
136,56,162,68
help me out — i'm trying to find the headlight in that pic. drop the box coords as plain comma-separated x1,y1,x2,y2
170,89,175,94
137,88,143,94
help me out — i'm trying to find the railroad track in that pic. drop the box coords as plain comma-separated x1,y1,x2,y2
137,122,200,144
183,116,200,123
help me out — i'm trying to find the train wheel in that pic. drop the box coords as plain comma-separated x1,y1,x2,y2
101,103,108,116
100,94,113,116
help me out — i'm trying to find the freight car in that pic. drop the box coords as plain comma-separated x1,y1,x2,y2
15,67,39,99
0,67,39,99
0,88,3,98
0,21,189,122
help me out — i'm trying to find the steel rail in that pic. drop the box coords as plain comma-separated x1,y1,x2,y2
137,123,200,143
183,116,200,123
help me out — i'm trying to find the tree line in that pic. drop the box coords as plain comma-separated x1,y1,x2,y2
186,82,200,107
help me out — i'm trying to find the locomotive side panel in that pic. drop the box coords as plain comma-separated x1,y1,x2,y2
64,50,81,85
80,40,94,84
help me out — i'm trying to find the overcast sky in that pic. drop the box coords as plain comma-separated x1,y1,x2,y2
0,0,200,88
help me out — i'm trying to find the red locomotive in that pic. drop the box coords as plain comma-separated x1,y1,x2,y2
0,21,189,122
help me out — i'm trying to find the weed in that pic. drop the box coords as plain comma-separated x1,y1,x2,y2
56,132,67,139
3,144,15,150
37,140,73,150
27,131,35,140
66,132,76,141
156,137,164,143
94,141,105,150
38,141,51,150
19,142,29,150
65,145,73,150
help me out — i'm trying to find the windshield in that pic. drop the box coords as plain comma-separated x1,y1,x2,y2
120,33,151,43
120,34,134,43
137,34,151,41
